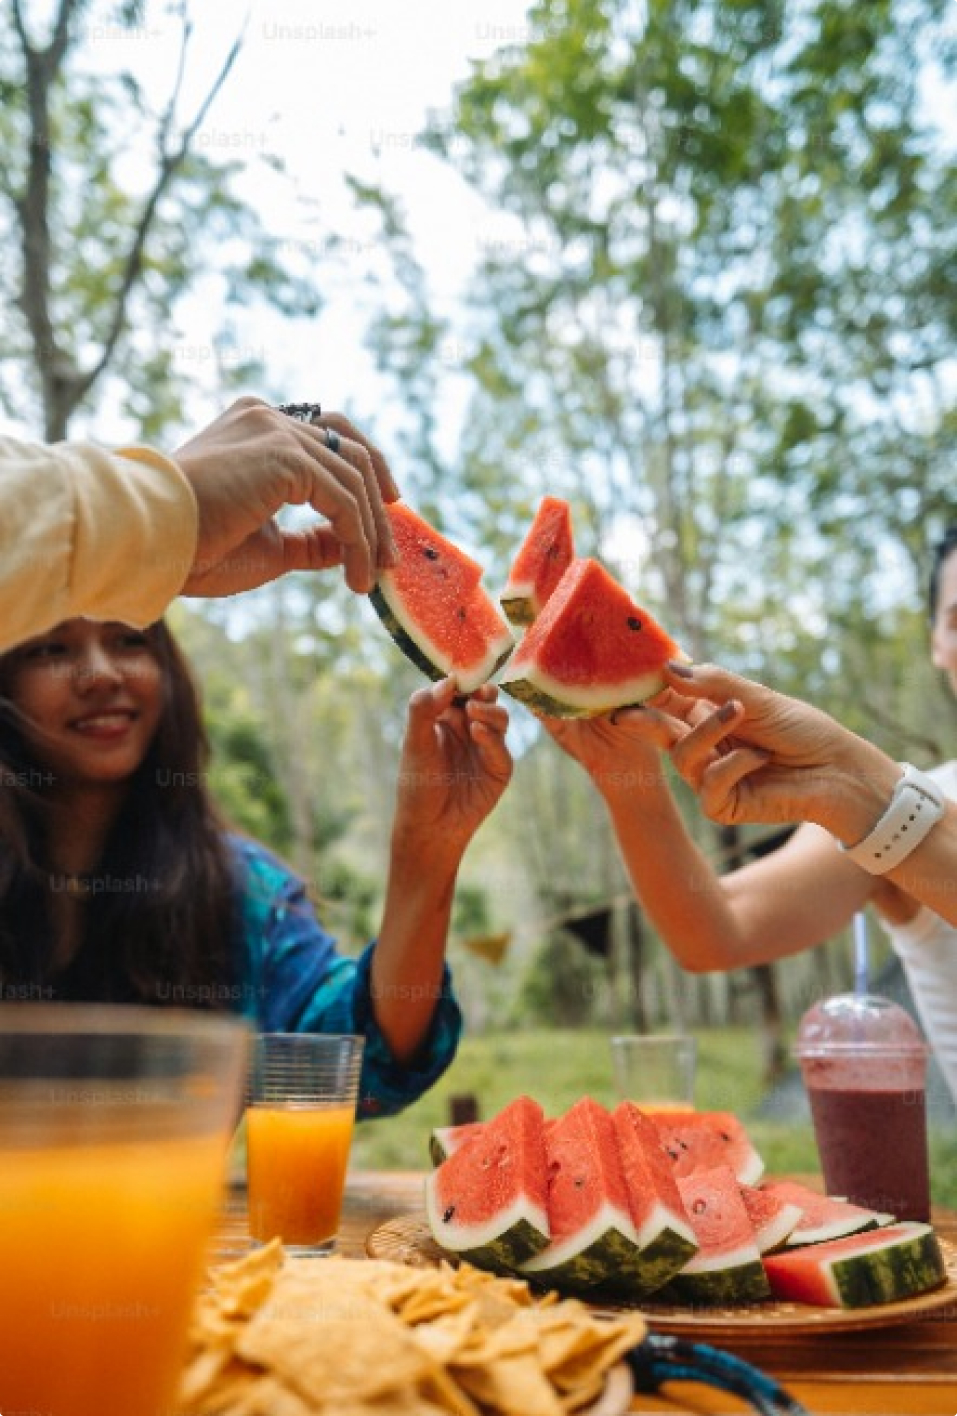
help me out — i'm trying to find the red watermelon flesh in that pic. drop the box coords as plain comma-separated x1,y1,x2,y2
738,1183,804,1253
759,1180,894,1246
610,1102,698,1293
500,496,575,627
497,558,686,718
371,502,515,694
763,1222,946,1307
425,1095,549,1271
520,1097,645,1292
665,1165,771,1303
652,1111,765,1187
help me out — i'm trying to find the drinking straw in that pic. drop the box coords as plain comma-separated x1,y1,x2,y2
853,911,869,996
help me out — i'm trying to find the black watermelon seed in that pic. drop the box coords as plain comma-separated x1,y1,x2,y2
627,616,642,631
424,547,440,561
443,1205,456,1222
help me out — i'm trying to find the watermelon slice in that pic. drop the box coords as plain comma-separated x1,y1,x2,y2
429,1121,483,1167
497,558,687,718
370,502,515,694
520,1098,646,1293
652,1111,765,1187
500,496,575,627
664,1165,771,1304
758,1180,894,1246
425,1096,549,1271
738,1183,804,1254
610,1102,698,1294
763,1222,946,1308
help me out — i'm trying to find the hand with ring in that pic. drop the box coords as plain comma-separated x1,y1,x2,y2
173,396,400,597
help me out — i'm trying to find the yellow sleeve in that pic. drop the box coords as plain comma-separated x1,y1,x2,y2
0,436,197,651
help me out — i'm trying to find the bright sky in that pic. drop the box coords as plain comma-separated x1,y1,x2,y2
113,0,537,433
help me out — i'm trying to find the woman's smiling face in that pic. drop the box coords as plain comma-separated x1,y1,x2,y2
3,619,164,789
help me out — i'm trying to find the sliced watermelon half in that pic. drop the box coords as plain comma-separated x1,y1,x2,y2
759,1180,894,1246
520,1097,645,1293
652,1110,765,1187
371,502,515,694
500,496,575,628
763,1222,946,1308
664,1165,771,1304
738,1183,804,1254
425,1095,549,1271
497,558,687,718
610,1102,698,1295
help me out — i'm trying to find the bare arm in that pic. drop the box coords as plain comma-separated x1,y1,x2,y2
370,680,511,1062
545,711,875,972
663,662,957,928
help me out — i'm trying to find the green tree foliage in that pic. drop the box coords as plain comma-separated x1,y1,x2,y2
345,0,956,1034
418,0,955,742
0,0,318,439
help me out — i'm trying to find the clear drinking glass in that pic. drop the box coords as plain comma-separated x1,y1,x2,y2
246,1032,364,1256
0,1003,249,1416
610,1033,697,1112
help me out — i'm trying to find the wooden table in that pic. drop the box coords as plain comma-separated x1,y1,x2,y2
219,1171,957,1416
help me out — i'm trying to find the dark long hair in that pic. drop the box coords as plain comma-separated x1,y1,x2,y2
929,526,957,622
0,622,237,1006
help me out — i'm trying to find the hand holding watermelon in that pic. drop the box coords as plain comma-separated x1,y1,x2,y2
662,663,901,837
539,686,722,797
391,677,513,861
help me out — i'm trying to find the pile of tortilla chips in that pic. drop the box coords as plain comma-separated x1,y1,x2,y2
177,1241,646,1416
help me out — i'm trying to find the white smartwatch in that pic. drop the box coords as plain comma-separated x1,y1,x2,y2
839,762,946,874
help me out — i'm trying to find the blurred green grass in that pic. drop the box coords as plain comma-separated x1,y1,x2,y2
350,1027,957,1209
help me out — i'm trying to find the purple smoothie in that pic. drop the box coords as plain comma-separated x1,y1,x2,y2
796,992,931,1224
807,1084,930,1221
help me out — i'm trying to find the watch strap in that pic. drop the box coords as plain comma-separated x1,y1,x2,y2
839,762,946,875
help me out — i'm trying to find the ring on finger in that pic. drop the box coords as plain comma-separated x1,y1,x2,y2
276,401,322,422
323,425,341,454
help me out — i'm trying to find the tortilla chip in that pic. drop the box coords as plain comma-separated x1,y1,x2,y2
175,1247,645,1416
237,1289,435,1406
453,1350,566,1416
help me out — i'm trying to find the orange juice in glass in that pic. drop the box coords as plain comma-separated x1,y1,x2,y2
0,1004,248,1416
610,1034,697,1112
246,1033,363,1256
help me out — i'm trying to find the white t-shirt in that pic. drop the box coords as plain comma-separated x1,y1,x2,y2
881,761,957,1105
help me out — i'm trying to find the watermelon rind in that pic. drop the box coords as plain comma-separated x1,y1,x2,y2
370,582,515,695
760,1182,888,1247
498,667,668,720
597,1198,700,1299
500,591,537,629
739,1186,804,1254
425,1176,549,1272
663,1245,772,1305
664,1164,772,1304
519,1199,644,1293
764,1222,946,1308
610,1102,699,1296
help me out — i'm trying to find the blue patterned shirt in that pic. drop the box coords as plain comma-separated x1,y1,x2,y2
228,836,462,1119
